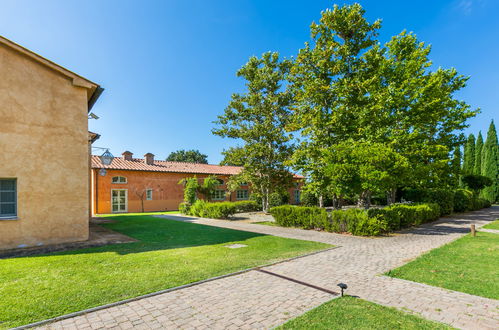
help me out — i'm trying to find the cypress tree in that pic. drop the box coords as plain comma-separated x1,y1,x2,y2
474,131,483,175
462,134,475,175
481,120,499,202
451,145,462,187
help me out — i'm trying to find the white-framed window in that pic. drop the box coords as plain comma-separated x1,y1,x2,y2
112,176,127,184
0,179,17,218
146,189,153,200
212,189,225,201
236,189,249,200
111,189,128,213
294,190,301,204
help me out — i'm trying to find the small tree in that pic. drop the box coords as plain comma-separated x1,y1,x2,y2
167,149,208,164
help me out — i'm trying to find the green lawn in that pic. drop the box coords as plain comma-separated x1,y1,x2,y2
0,215,329,328
387,232,499,299
483,219,499,230
278,296,450,329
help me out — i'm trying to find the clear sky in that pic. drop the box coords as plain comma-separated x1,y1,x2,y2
1,0,497,163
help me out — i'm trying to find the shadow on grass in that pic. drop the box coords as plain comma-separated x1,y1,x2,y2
10,215,267,259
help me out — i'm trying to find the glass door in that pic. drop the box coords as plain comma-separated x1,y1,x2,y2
112,189,127,213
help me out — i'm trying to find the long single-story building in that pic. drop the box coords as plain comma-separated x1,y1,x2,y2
91,151,302,214
0,36,102,250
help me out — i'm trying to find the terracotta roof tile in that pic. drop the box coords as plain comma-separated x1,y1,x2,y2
91,155,303,178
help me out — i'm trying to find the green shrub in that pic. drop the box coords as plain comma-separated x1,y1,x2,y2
328,208,387,236
200,202,236,219
453,189,473,212
300,191,318,207
270,205,327,229
367,207,401,230
269,190,290,208
187,200,236,219
233,200,260,212
402,188,454,216
178,202,190,214
377,203,440,227
188,199,208,217
469,198,491,211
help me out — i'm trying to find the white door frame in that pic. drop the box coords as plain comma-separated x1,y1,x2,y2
111,189,128,213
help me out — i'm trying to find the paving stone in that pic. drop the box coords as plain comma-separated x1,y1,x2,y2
39,207,499,330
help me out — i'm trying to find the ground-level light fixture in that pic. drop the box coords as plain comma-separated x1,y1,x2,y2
337,283,348,297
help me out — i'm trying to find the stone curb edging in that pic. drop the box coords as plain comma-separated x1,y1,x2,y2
13,246,339,329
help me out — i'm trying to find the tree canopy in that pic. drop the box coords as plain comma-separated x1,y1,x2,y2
214,3,479,209
213,52,295,212
166,149,208,164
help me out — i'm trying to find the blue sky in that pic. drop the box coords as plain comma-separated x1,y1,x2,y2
1,0,497,163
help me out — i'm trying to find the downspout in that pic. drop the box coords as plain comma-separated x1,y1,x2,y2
95,168,99,215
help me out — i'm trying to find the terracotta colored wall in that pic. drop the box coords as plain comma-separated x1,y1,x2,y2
0,44,90,249
93,169,302,214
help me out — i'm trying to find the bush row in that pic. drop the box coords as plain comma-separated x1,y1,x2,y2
179,200,260,219
402,188,491,215
270,202,442,236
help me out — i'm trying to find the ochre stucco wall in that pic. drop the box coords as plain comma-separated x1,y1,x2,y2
92,168,302,214
0,44,90,249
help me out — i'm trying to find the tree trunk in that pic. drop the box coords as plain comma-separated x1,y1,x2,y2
319,195,324,208
358,190,372,209
386,187,397,205
332,194,342,209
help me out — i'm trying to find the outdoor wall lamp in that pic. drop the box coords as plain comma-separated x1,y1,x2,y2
92,147,115,166
337,283,348,297
100,149,114,165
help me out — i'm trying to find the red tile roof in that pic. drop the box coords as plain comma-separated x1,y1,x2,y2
91,155,303,178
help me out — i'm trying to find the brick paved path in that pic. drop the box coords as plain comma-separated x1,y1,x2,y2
39,207,499,330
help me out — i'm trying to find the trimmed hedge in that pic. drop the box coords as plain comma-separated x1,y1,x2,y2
453,189,473,212
270,205,327,229
179,200,260,219
233,200,260,213
270,203,442,236
403,188,454,216
180,200,236,219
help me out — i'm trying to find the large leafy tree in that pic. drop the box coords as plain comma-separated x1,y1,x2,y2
166,149,208,164
462,134,475,175
289,3,381,205
289,4,477,206
474,131,484,175
213,52,294,212
481,120,499,202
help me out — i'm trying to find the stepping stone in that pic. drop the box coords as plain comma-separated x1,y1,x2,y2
225,244,248,249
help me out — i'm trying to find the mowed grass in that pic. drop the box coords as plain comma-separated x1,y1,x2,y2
387,232,499,299
0,215,329,328
483,219,499,230
278,296,450,329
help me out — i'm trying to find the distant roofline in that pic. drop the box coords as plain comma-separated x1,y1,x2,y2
0,35,103,111
90,155,304,178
